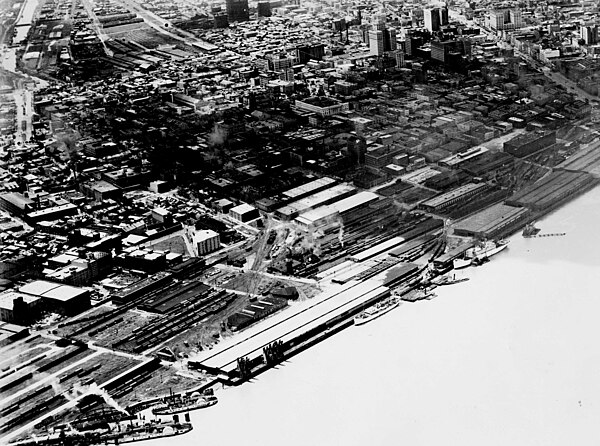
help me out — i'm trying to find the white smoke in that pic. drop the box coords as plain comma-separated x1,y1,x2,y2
72,381,127,413
337,224,344,248
208,124,227,146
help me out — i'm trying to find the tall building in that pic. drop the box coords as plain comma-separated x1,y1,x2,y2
369,22,397,56
424,8,441,32
431,39,472,63
214,12,229,28
440,7,449,26
581,25,599,45
369,30,385,56
257,1,271,17
295,44,325,63
226,0,249,22
393,50,405,68
487,9,522,30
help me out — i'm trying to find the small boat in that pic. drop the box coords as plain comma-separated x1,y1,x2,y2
400,290,436,302
453,257,472,270
433,274,470,286
522,223,540,238
354,298,400,326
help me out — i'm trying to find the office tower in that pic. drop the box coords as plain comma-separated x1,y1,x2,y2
295,44,325,63
440,7,449,25
369,23,397,56
394,50,405,67
487,9,522,30
369,30,385,56
257,1,272,17
226,0,249,22
424,8,440,32
385,28,397,51
581,25,598,45
214,12,229,28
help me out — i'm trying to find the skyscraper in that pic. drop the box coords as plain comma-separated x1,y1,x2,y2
368,24,397,56
257,1,271,17
487,9,522,30
369,30,385,56
424,8,441,32
226,0,249,22
440,7,449,26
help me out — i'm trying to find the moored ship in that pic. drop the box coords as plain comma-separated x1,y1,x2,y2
152,393,218,415
465,240,509,264
354,298,400,326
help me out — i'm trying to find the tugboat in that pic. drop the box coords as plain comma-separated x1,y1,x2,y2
522,223,541,238
354,297,400,326
152,392,218,415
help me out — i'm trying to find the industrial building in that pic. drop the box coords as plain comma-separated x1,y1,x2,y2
453,203,530,238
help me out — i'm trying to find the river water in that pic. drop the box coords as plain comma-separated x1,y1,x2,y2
164,186,600,446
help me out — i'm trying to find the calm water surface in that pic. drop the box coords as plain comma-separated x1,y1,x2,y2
165,186,600,446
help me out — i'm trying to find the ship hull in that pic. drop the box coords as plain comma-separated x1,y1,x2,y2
152,398,217,415
354,300,399,326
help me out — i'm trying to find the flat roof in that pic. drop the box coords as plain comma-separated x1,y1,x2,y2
282,177,336,199
351,236,406,262
329,191,379,214
230,203,256,214
19,280,87,301
454,203,529,234
196,280,388,373
0,192,33,209
421,183,487,208
0,291,41,310
278,184,356,216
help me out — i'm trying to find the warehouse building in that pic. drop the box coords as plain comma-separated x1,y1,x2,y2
503,131,556,158
439,146,488,168
280,177,337,203
275,184,356,220
0,291,42,324
419,183,490,213
453,203,529,238
230,203,260,222
506,171,597,211
193,229,221,256
18,280,91,316
294,191,379,229
0,192,34,217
